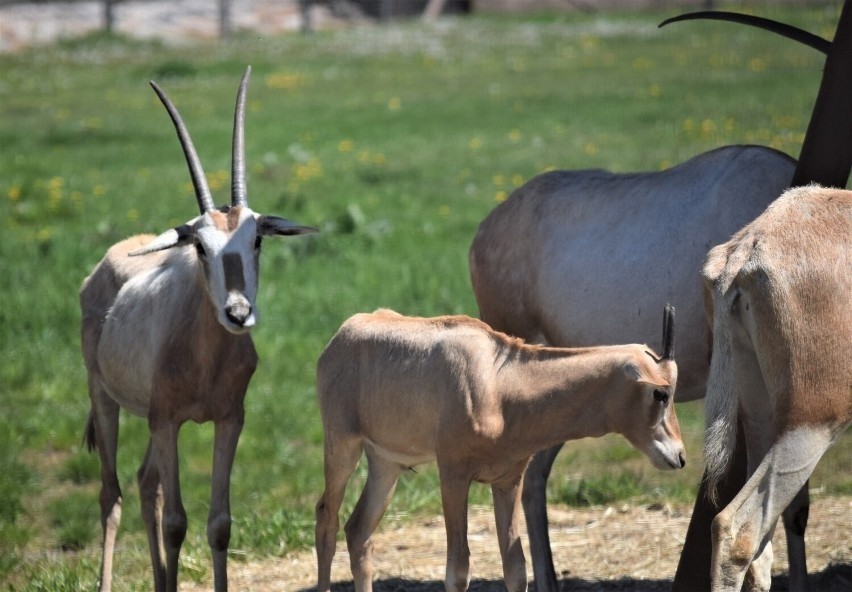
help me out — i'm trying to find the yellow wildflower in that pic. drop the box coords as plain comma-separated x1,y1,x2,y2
749,57,767,72
265,73,306,91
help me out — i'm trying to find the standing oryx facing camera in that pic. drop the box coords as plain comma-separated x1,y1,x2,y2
80,66,316,592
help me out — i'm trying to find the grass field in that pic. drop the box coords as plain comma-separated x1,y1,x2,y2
1,5,850,589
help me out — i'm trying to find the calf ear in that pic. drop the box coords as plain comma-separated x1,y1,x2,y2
257,215,318,237
623,362,670,388
128,223,194,256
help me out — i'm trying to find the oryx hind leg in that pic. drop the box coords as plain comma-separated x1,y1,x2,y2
781,481,810,592
710,426,835,592
137,439,166,591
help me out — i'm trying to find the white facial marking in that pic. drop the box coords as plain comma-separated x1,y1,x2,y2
195,208,260,334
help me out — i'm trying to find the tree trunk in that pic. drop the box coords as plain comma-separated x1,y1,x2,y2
103,0,116,33
218,0,232,39
380,0,393,22
300,0,313,33
423,0,448,21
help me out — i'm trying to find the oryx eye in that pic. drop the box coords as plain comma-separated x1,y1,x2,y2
653,389,669,404
254,235,262,250
195,242,207,258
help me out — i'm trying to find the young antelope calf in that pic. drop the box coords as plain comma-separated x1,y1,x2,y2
315,307,685,592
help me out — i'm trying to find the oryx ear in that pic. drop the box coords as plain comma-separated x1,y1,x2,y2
257,215,318,237
624,362,670,388
128,223,195,256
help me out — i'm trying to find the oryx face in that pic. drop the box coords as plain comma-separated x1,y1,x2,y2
194,206,260,333
129,66,316,335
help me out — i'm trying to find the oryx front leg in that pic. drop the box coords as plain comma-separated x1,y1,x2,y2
492,473,528,592
344,447,402,592
439,468,473,592
710,427,835,592
208,415,244,592
150,419,187,592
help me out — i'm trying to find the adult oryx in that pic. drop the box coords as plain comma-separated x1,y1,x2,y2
80,67,316,591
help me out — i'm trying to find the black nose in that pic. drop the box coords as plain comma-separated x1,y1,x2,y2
678,453,686,468
226,302,252,326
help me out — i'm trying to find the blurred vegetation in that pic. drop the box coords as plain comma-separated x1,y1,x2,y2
1,5,850,589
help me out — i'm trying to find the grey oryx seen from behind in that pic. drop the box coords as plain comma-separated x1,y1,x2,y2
80,66,316,592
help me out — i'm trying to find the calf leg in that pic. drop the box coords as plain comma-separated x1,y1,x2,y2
493,473,528,592
316,435,363,592
208,415,244,592
344,447,402,592
710,426,835,592
521,443,562,592
439,468,473,592
138,440,165,591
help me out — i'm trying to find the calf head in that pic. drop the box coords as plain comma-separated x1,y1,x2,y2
129,67,316,334
618,305,686,470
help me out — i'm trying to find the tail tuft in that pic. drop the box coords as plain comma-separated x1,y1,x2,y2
702,323,739,503
83,410,97,453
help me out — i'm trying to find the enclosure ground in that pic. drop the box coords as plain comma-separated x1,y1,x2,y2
183,497,851,591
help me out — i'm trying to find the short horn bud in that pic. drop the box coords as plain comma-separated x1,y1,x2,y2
661,304,675,361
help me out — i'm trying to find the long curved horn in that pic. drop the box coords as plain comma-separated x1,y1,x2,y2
659,11,831,55
661,304,675,361
792,0,852,188
231,66,251,208
150,81,215,214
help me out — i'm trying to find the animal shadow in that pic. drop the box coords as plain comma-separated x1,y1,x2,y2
300,562,850,591
299,577,671,591
770,562,852,592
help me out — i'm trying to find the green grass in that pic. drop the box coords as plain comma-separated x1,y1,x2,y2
2,5,851,588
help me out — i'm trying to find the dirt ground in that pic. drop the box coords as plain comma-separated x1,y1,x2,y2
183,496,851,591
